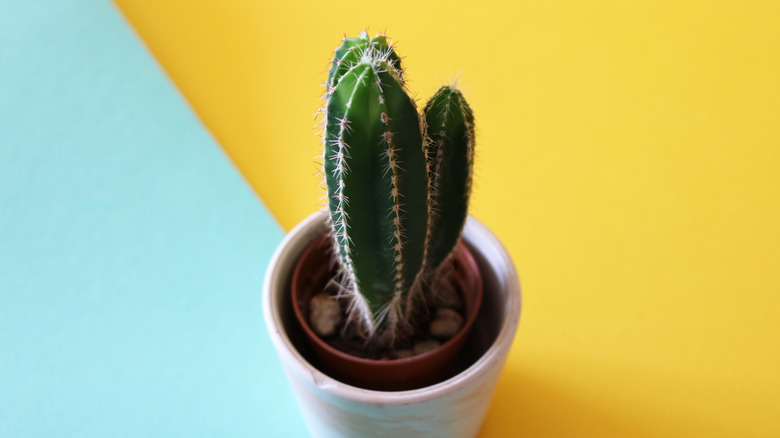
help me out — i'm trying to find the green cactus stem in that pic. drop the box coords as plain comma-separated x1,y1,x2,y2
324,47,429,337
326,31,404,93
422,85,475,275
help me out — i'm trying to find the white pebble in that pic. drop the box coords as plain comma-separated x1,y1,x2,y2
413,339,441,356
429,308,464,339
309,293,341,336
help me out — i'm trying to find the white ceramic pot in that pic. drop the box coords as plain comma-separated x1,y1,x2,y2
263,210,521,438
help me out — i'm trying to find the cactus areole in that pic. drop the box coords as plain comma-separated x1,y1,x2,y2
297,32,479,366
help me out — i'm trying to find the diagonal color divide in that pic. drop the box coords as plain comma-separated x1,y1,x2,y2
11,1,780,437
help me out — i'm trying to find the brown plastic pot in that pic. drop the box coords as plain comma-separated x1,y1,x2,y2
290,233,483,391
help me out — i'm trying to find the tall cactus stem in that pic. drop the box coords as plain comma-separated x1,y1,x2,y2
324,48,428,338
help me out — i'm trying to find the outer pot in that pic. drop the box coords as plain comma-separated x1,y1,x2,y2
291,234,483,391
263,210,521,438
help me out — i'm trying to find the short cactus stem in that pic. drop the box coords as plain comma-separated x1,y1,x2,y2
422,85,475,276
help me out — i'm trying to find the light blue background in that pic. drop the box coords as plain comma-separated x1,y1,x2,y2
0,1,306,435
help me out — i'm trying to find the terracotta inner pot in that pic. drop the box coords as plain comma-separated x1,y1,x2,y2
290,233,483,391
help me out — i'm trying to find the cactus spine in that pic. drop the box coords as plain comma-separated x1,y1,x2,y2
324,35,428,337
422,85,475,274
322,33,474,343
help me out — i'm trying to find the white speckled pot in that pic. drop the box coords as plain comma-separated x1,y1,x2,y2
263,210,521,438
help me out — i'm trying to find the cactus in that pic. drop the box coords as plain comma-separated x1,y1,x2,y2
322,33,474,343
422,85,475,275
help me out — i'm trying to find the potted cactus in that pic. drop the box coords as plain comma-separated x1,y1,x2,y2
264,32,521,438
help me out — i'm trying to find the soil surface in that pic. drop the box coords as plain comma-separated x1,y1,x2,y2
307,269,465,361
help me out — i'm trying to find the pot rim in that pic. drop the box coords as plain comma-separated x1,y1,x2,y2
263,210,521,405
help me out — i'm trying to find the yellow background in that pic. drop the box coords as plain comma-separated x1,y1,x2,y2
115,1,779,436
